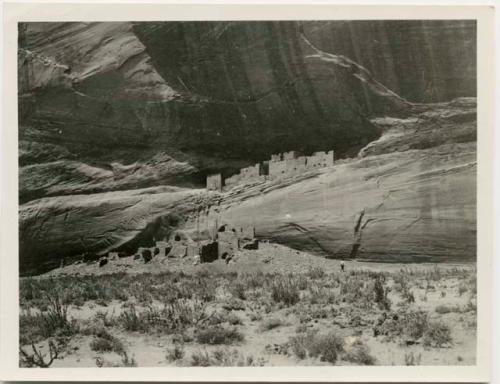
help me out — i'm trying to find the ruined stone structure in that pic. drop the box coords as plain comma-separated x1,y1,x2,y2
224,163,266,189
217,228,239,260
206,173,223,191
130,223,257,265
268,150,334,180
155,241,171,257
206,149,335,191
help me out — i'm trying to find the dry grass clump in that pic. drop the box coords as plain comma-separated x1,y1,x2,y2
404,351,422,365
228,279,247,300
89,327,125,355
259,317,284,332
373,310,428,341
343,340,377,365
165,342,185,362
307,267,326,280
195,326,244,345
270,275,300,306
289,331,344,363
190,348,265,367
435,304,461,314
117,299,211,334
423,322,453,347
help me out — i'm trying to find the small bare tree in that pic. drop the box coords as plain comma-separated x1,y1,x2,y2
20,339,60,368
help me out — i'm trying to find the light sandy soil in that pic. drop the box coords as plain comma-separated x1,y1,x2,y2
20,243,476,367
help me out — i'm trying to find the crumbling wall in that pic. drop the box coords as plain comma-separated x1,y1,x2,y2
221,149,334,188
200,241,218,263
207,173,223,191
155,241,171,257
224,163,265,190
269,159,287,178
240,226,255,240
306,151,334,169
283,151,302,160
285,156,307,175
217,231,239,259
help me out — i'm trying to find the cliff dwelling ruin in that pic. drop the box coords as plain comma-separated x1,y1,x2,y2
207,150,335,191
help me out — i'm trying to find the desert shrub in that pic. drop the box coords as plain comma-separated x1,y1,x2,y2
308,332,344,363
248,311,262,322
89,327,125,355
239,271,266,290
19,339,60,368
225,312,243,325
228,280,247,300
189,350,212,366
308,283,335,305
435,304,461,314
189,277,218,303
339,277,365,304
270,275,300,306
427,265,442,281
469,274,477,294
307,267,326,280
190,348,265,367
374,277,391,310
373,310,429,342
343,340,376,365
195,326,244,345
259,317,284,332
166,342,185,362
20,293,77,345
161,298,210,329
289,331,344,364
457,283,468,296
92,311,116,327
423,322,452,347
118,299,210,334
119,306,142,332
119,352,137,367
402,311,429,340
404,352,421,365
222,297,246,311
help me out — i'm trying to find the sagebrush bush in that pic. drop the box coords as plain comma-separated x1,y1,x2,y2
404,352,422,365
259,317,284,332
19,293,77,345
270,275,300,306
423,322,452,347
289,331,344,364
165,343,185,362
307,267,326,280
119,306,142,332
89,327,125,355
228,279,247,300
343,341,376,365
190,348,264,367
435,304,461,314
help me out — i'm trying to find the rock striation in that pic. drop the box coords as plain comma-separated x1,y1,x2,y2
17,21,477,274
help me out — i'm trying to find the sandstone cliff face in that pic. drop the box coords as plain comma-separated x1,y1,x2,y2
186,99,476,263
19,21,475,201
18,21,477,274
19,99,476,274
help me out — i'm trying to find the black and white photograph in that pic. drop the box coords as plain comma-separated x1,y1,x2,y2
0,2,495,381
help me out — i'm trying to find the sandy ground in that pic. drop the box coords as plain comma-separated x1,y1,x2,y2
21,243,476,367
44,242,475,277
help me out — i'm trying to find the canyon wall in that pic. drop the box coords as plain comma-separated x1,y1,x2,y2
19,21,475,201
17,21,477,274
